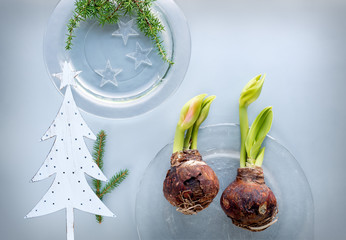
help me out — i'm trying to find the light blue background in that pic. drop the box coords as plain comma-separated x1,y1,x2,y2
1,0,345,239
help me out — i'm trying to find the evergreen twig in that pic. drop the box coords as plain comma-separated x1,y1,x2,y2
92,130,129,224
92,130,106,197
99,169,129,198
65,0,173,64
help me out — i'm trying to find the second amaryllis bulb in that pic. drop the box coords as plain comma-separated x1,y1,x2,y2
220,75,278,231
220,167,277,231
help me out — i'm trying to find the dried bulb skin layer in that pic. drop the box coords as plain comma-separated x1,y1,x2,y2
163,150,219,215
220,167,278,231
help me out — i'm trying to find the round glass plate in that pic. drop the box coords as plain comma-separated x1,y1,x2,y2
136,124,314,240
44,0,190,118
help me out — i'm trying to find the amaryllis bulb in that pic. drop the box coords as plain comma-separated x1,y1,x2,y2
220,167,278,232
224,74,277,231
163,150,219,215
165,94,219,215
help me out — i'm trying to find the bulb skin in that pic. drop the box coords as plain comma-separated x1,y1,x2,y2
220,167,278,231
163,150,219,215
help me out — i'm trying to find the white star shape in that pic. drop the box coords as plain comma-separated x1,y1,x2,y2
126,42,153,70
52,61,82,89
96,60,122,87
112,19,139,45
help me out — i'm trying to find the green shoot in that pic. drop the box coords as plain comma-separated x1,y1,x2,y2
255,147,265,167
239,74,265,108
245,107,273,162
190,96,216,149
239,74,265,167
173,94,215,153
183,127,193,149
173,94,206,153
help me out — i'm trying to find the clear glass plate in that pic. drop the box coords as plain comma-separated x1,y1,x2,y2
44,0,190,118
136,124,314,240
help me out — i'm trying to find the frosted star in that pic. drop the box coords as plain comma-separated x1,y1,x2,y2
52,61,82,89
112,19,139,45
96,60,122,87
126,42,153,70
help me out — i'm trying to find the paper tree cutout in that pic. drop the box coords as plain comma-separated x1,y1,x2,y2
25,61,114,240
126,42,153,70
112,19,139,45
96,60,122,87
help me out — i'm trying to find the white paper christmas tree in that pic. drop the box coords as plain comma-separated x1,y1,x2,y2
25,61,114,240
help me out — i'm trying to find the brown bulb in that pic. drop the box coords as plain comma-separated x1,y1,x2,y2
220,167,278,231
163,150,219,215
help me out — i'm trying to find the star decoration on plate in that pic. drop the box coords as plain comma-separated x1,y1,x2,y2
52,61,82,89
96,60,122,87
112,19,139,45
126,42,153,70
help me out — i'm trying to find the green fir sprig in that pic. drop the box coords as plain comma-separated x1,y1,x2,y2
99,170,129,199
92,130,129,223
66,0,173,64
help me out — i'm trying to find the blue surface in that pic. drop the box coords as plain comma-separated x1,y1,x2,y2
1,0,345,239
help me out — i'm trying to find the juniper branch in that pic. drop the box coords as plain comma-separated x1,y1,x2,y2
65,0,172,64
65,0,91,50
131,0,173,64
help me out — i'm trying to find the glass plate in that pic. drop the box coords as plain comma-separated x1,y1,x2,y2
44,0,190,118
136,124,314,240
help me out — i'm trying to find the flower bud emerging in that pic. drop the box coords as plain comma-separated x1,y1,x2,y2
239,74,265,108
178,94,207,130
195,96,216,127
